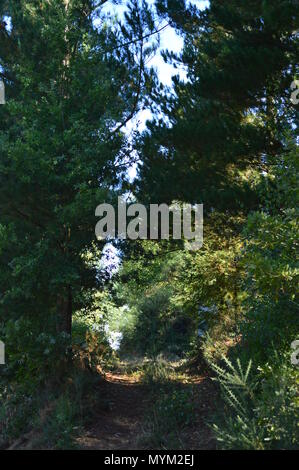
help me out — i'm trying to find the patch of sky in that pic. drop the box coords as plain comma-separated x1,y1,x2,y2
97,1,210,273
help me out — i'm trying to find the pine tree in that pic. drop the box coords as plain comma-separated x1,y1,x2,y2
137,0,298,211
0,0,155,337
128,0,298,360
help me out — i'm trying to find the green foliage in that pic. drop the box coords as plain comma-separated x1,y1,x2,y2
138,0,298,211
113,213,245,360
210,144,299,449
0,361,105,449
3,316,70,387
41,395,79,450
240,145,299,362
211,357,256,417
141,355,174,386
140,356,196,449
132,1,299,450
0,384,40,444
0,0,157,377
0,294,115,448
0,0,298,451
143,387,196,449
210,353,299,450
113,248,196,355
0,2,157,444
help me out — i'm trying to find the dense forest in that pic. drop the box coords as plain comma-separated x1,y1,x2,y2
0,0,298,451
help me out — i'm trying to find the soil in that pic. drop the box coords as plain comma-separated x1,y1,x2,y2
76,367,217,450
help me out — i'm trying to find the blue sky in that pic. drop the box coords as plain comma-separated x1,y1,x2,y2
101,0,209,88
99,0,209,180
99,1,209,271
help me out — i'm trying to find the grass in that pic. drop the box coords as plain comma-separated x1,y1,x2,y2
138,355,198,449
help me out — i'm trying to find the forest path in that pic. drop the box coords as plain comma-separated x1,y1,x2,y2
76,368,149,450
76,360,216,450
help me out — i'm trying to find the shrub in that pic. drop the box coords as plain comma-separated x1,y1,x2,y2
210,352,299,449
142,387,196,449
141,355,174,386
40,395,79,450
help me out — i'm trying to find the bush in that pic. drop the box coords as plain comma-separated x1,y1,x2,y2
142,356,174,386
41,395,79,450
3,316,71,388
210,352,299,449
210,145,299,450
0,385,39,445
142,387,196,449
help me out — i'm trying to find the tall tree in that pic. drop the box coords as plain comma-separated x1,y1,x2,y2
0,0,156,338
137,0,298,211
126,0,298,352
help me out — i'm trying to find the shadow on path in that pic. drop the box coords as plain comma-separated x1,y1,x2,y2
77,366,217,450
77,371,149,450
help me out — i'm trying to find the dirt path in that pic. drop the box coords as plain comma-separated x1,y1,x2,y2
77,371,149,450
76,365,216,450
